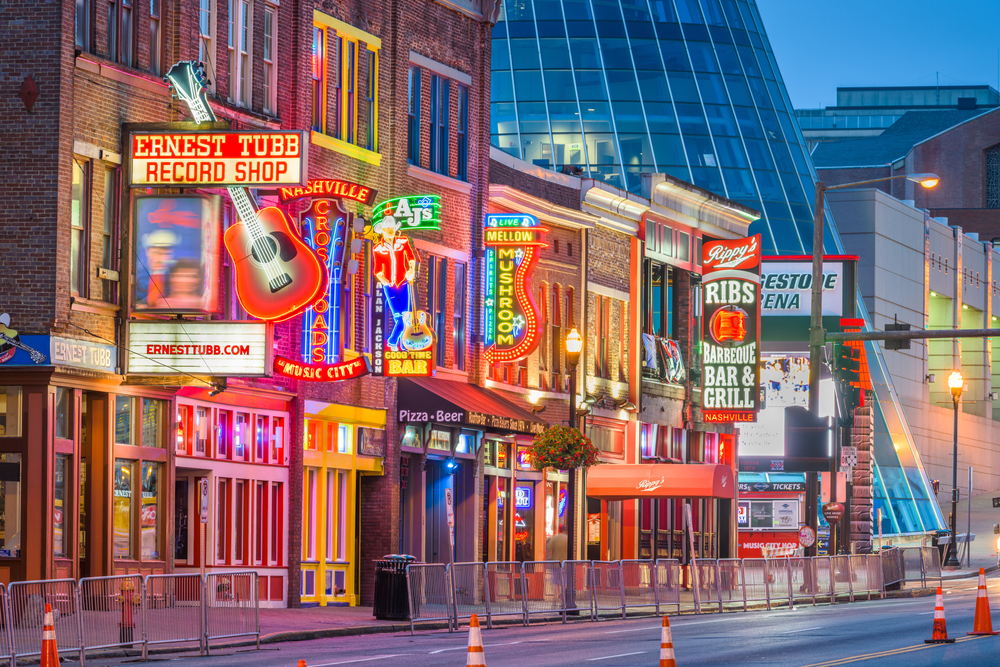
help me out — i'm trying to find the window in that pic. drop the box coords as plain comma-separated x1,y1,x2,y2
551,285,562,375
216,478,228,562
331,37,342,138
345,39,356,143
115,396,133,445
271,417,284,463
235,412,249,460
199,0,213,67
256,415,266,461
456,86,469,180
195,407,209,455
311,27,325,132
619,300,627,382
263,4,277,114
71,159,90,296
55,387,71,440
566,286,575,328
54,456,68,558
366,49,377,151
105,0,134,66
337,424,352,454
337,471,347,560
107,1,116,63
217,410,231,458
270,483,281,563
454,262,466,370
101,168,117,302
538,285,549,375
325,470,335,561
0,454,20,557
0,387,22,438
644,260,674,337
429,75,450,175
597,296,610,378
234,479,244,563
140,462,160,559
305,468,317,560
176,404,190,454
427,256,448,364
408,67,420,163
229,0,251,107
254,481,265,564
76,0,90,51
141,399,163,447
149,0,161,74
113,459,133,559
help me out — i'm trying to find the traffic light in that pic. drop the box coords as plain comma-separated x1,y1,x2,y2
833,343,861,385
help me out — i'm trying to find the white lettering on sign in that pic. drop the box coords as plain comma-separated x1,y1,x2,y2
398,410,464,423
703,236,759,270
637,477,665,492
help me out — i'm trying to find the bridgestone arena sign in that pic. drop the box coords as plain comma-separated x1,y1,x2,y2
701,235,761,423
127,321,270,376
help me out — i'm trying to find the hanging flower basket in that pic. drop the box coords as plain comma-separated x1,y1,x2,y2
527,425,601,471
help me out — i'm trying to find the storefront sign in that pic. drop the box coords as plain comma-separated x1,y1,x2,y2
50,336,116,373
445,488,456,550
738,530,801,558
0,313,47,365
761,261,844,316
483,214,545,364
798,525,816,548
278,179,377,205
127,321,270,376
738,480,806,493
467,411,547,435
200,478,209,524
133,195,221,314
515,485,533,509
299,199,350,365
822,502,845,525
129,131,307,187
274,355,370,381
701,235,761,423
371,195,441,233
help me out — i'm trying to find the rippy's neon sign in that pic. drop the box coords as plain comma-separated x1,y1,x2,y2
483,214,546,364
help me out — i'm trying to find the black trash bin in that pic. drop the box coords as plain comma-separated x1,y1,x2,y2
373,554,416,620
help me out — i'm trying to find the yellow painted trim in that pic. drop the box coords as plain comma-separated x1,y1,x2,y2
311,130,382,166
356,456,382,473
310,402,387,428
313,9,381,49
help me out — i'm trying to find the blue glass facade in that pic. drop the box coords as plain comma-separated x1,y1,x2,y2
492,0,945,536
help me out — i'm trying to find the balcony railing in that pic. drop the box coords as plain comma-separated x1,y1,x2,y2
641,334,686,385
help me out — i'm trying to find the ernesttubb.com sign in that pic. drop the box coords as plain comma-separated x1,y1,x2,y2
127,321,270,376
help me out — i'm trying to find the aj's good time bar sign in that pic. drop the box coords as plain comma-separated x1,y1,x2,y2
483,213,546,364
129,131,307,187
127,321,270,376
701,234,761,423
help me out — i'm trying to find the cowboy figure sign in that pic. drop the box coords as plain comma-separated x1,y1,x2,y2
372,215,419,350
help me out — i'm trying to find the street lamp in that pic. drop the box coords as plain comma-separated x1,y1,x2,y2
944,370,964,567
565,328,583,560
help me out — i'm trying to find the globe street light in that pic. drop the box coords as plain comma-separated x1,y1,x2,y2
944,370,964,567
565,328,583,559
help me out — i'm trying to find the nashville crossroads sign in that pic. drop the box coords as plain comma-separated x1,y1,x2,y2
701,235,761,423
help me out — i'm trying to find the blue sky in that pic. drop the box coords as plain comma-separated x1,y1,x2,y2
758,1,1000,109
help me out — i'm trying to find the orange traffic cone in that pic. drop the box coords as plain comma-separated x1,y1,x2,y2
40,603,58,667
967,568,999,635
659,616,676,667
297,661,306,667
924,587,956,644
466,613,485,666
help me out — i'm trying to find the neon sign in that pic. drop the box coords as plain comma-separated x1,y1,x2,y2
273,355,370,381
515,485,533,509
483,214,546,364
278,179,377,205
701,234,761,423
300,199,347,364
371,195,441,234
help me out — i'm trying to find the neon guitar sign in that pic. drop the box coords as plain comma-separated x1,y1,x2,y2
165,62,325,322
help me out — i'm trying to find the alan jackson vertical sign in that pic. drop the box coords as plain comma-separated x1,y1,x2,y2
701,235,761,423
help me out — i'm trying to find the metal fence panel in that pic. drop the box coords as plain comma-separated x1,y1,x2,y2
620,561,656,614
79,575,145,657
764,559,792,607
849,555,872,599
814,557,834,600
8,579,83,664
451,562,490,626
921,546,943,586
881,549,904,591
484,562,527,624
741,559,769,609
205,571,259,649
788,557,818,605
591,561,624,618
562,561,595,619
866,554,884,594
831,555,853,601
653,559,680,614
693,560,720,613
716,559,745,611
522,562,564,621
898,547,923,585
406,564,454,632
144,574,204,651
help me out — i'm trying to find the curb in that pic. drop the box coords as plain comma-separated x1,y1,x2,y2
940,563,1000,581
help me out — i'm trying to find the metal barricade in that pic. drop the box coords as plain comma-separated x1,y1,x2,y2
764,559,793,608
653,559,680,615
79,574,146,660
898,547,923,586
920,546,943,586
620,560,656,616
831,555,854,602
8,579,84,666
866,554,884,595
522,561,565,623
144,573,205,653
788,557,819,606
849,555,872,600
813,556,835,601
562,560,595,620
693,560,721,613
741,558,769,610
452,562,490,627
485,562,527,625
591,561,625,619
716,559,745,612
406,564,454,633
204,572,259,651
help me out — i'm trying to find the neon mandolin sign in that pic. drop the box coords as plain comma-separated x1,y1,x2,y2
483,214,546,364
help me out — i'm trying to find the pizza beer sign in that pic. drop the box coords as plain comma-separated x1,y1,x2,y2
701,235,761,423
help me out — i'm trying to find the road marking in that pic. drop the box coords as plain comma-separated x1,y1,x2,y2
586,651,647,661
606,625,660,634
798,634,986,667
428,640,540,655
781,626,822,634
310,657,403,666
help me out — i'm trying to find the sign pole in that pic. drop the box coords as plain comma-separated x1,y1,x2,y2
200,478,209,580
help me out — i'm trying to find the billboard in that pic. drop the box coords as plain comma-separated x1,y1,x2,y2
133,195,220,314
701,235,761,423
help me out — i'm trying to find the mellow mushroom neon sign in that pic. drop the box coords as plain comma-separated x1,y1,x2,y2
483,214,546,364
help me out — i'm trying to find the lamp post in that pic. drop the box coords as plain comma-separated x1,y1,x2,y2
808,173,939,556
945,370,964,567
565,328,584,559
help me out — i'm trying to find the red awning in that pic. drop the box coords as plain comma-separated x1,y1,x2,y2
586,463,735,501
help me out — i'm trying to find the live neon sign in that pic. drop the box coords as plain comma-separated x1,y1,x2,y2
483,214,546,364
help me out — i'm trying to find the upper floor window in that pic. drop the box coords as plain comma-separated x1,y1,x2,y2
76,0,90,52
228,0,252,107
456,85,469,181
311,26,324,132
71,159,91,297
263,3,277,114
454,261,466,370
643,259,674,338
199,0,216,92
313,17,379,151
366,50,377,151
408,67,420,164
149,0,161,75
426,255,449,366
429,75,449,175
107,0,134,67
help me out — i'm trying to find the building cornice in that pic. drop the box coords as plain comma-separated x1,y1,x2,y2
488,184,598,230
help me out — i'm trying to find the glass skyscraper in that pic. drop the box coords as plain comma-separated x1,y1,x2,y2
492,0,945,536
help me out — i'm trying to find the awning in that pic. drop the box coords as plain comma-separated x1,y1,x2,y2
397,377,548,435
586,463,735,501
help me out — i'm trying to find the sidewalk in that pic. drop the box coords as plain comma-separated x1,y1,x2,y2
935,491,1000,577
259,605,410,641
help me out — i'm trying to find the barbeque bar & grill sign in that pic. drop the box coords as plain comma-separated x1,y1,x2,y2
701,234,761,423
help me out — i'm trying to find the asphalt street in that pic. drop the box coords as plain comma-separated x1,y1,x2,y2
75,576,1000,667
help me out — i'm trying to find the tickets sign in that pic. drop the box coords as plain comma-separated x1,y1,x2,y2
701,235,761,423
129,131,307,187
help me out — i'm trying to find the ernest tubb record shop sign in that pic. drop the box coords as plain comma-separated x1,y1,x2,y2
701,234,762,424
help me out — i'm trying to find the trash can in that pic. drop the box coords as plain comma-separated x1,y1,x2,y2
373,554,416,620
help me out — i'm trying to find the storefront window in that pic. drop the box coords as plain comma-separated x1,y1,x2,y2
588,424,625,456
216,478,228,562
195,407,209,454
516,446,533,470
496,477,509,561
176,405,190,454
141,462,160,559
142,399,163,447
235,413,249,460
54,456,67,557
55,388,71,440
401,426,422,450
428,429,450,451
514,482,535,561
456,433,474,454
270,483,280,563
113,459,133,559
497,442,509,469
0,454,21,557
115,397,133,445
0,387,20,438
337,424,352,454
256,416,266,461
234,480,244,563
271,417,284,463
